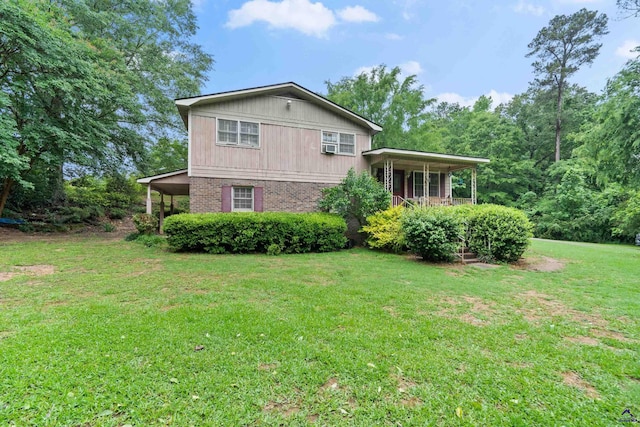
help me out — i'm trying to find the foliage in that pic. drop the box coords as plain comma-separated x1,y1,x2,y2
361,206,406,252
0,0,213,216
146,137,188,175
103,223,116,233
618,0,640,17
163,212,347,254
134,234,167,248
611,191,640,240
460,205,533,263
401,207,465,262
325,65,437,150
132,213,158,235
526,8,608,162
318,168,390,227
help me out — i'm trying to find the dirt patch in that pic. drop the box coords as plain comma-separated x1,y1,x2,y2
513,256,565,272
258,363,278,371
400,396,422,407
307,414,319,423
517,290,607,327
263,400,300,417
590,328,634,343
506,361,533,369
392,374,417,393
435,295,497,326
320,377,340,392
0,265,55,282
565,336,599,346
561,372,600,399
0,331,15,340
382,306,397,317
160,304,181,312
460,313,487,326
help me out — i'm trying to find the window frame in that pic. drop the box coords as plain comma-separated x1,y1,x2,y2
232,186,254,212
321,130,356,156
216,117,260,149
413,171,440,198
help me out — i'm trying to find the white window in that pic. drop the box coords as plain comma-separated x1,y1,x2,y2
322,131,355,155
232,187,254,211
413,172,440,197
218,119,259,148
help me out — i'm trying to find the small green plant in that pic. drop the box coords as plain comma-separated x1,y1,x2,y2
132,213,158,235
402,207,464,262
361,205,406,252
107,208,127,220
135,234,166,248
266,243,282,256
102,223,116,232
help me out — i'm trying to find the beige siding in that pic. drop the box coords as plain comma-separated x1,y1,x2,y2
192,95,369,135
191,115,369,184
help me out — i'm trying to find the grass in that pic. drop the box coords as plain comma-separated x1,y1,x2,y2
0,236,639,426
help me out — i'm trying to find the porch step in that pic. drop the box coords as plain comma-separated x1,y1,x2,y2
459,247,480,264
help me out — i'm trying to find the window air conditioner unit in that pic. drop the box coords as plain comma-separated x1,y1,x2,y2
322,144,338,154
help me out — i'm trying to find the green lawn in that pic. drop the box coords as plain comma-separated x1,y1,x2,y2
0,236,638,426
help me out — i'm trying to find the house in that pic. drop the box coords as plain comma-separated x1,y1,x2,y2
138,82,489,227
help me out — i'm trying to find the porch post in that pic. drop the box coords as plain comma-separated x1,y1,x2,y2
471,167,477,205
170,195,175,215
426,163,430,206
383,159,393,193
146,185,152,214
159,192,165,234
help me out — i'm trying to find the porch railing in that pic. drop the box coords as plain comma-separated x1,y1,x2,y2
392,196,474,207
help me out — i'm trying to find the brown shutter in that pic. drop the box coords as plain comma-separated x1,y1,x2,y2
221,186,232,212
254,187,263,212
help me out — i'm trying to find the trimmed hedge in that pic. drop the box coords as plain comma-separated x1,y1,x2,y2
460,204,533,263
401,207,465,262
163,212,347,254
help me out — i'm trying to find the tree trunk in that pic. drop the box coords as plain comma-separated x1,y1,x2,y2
0,178,14,218
555,82,564,162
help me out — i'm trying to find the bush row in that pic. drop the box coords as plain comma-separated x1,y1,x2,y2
163,212,347,254
363,204,533,263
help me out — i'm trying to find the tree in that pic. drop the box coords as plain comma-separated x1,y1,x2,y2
147,138,188,175
0,1,141,215
617,0,640,17
318,168,390,228
325,65,435,150
0,0,213,216
526,8,608,162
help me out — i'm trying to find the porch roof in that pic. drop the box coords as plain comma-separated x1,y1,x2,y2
362,148,490,170
137,169,189,196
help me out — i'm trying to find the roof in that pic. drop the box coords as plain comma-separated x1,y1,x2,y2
137,169,189,196
362,148,490,165
175,82,383,134
137,169,188,184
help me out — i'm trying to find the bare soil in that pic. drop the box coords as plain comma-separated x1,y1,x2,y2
513,256,565,272
561,372,600,399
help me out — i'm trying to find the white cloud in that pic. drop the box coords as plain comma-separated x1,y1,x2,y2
615,39,640,60
512,1,545,16
399,60,423,76
226,0,336,37
437,90,513,109
385,33,403,41
337,5,379,23
354,65,376,77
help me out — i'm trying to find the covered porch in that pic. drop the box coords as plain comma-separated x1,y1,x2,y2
137,169,189,232
362,148,490,207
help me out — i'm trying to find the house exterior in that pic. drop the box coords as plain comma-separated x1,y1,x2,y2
138,82,489,225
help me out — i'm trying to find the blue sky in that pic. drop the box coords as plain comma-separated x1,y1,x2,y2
191,0,638,107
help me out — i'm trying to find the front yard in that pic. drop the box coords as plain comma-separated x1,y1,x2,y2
0,236,638,425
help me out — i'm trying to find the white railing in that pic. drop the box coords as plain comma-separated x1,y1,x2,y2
392,196,474,207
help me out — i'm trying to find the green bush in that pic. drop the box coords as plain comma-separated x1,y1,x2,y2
401,207,465,262
132,213,158,235
361,205,406,252
108,208,127,220
163,212,347,254
461,204,533,263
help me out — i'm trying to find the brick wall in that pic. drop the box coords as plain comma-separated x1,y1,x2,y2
190,177,333,213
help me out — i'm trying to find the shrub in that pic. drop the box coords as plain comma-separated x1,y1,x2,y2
135,234,167,248
318,168,390,227
461,204,533,263
361,205,406,252
402,207,465,262
132,213,158,235
103,223,116,232
163,212,347,254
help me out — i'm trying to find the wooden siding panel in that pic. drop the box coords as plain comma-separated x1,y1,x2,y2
193,95,369,135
